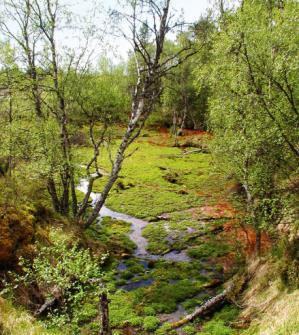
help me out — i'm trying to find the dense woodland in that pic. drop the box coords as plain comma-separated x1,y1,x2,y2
0,0,298,334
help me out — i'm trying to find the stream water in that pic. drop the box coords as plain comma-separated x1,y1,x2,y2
77,178,190,261
77,178,220,323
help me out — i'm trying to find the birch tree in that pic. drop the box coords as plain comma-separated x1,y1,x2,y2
82,0,195,227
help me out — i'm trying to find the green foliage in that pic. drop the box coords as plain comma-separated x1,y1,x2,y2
192,0,299,245
155,323,174,335
159,20,215,132
12,229,105,332
182,325,197,335
69,58,130,126
274,237,299,290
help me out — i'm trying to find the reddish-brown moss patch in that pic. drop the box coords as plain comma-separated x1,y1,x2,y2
0,207,35,266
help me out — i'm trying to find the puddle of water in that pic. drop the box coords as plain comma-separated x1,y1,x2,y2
162,250,190,262
159,304,187,323
120,278,154,291
117,261,128,272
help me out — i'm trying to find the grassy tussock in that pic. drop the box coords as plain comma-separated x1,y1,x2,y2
241,261,299,335
0,298,59,335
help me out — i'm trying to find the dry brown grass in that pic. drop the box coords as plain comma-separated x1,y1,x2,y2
240,260,299,335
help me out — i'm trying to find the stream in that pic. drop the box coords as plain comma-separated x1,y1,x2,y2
77,178,190,261
77,178,221,323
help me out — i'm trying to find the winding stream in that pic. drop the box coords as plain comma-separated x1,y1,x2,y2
77,178,190,261
77,178,221,323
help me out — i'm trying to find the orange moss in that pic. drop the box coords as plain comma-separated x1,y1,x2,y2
182,129,211,137
199,202,236,218
0,207,35,266
222,220,272,258
146,127,212,147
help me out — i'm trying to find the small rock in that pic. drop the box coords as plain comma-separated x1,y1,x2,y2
120,253,131,259
178,189,188,195
157,214,169,220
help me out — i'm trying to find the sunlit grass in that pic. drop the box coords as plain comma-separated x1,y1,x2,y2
0,298,62,335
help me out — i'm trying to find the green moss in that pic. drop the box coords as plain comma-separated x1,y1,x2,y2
187,241,231,259
74,131,241,334
155,323,176,335
85,218,136,256
126,262,145,274
198,320,236,335
76,302,98,323
120,270,134,280
140,279,204,313
182,295,210,312
75,139,229,219
143,316,160,331
109,291,143,328
143,222,170,254
214,306,240,324
197,306,239,335
182,325,197,335
143,306,156,316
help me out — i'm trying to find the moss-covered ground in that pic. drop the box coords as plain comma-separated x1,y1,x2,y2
75,129,244,334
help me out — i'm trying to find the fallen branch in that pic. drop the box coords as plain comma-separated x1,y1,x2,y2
199,216,233,221
169,267,254,330
34,296,60,317
170,284,233,329
182,148,207,155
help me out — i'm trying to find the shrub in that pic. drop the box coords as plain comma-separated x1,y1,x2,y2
11,229,106,332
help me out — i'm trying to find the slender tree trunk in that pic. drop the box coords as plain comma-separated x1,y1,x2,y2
173,110,178,146
99,292,111,335
84,97,145,227
48,14,74,216
70,171,78,217
81,0,193,226
7,86,13,177
47,177,61,212
255,228,261,256
179,94,188,132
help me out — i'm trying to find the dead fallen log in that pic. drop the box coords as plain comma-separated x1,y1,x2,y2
34,296,60,317
169,269,253,330
170,284,233,329
182,148,206,155
34,286,64,317
198,216,233,221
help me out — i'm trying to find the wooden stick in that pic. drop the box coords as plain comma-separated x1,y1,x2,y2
170,284,233,329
